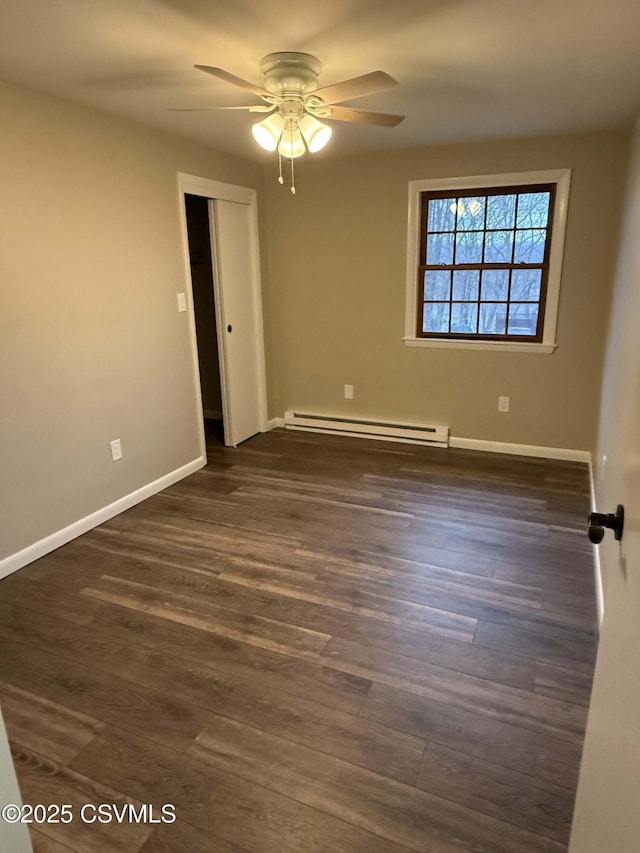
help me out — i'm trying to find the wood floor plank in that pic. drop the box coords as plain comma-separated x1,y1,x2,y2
0,681,104,764
138,820,249,853
57,532,236,581
315,555,545,611
406,586,597,635
442,529,590,574
94,516,303,567
491,558,596,591
80,575,332,661
189,713,565,853
320,637,588,743
0,429,597,853
416,742,574,842
31,830,76,852
28,546,536,690
203,462,387,501
10,743,152,853
534,661,594,707
0,643,211,753
209,560,478,641
0,586,373,715
333,541,497,577
541,590,598,627
236,480,416,519
0,601,423,784
361,682,582,790
71,727,417,853
85,601,372,715
473,619,597,672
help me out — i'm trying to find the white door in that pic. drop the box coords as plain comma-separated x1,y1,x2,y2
569,128,640,851
209,198,266,447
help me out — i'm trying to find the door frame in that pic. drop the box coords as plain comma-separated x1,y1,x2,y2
177,173,268,454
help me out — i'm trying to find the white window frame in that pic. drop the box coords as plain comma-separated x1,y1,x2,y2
404,168,571,353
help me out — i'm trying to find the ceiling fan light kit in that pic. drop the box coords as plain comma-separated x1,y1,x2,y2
278,128,306,160
299,114,332,153
251,111,332,157
251,113,285,151
191,51,405,194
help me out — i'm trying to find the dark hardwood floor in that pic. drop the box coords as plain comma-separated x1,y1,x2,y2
0,428,597,852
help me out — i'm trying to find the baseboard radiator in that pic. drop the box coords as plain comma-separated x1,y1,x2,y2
283,410,449,447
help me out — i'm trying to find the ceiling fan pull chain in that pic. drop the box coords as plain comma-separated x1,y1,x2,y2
290,126,296,194
277,150,284,185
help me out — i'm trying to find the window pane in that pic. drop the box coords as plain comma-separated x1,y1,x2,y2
427,232,454,264
481,269,509,300
507,303,539,336
514,229,546,263
479,303,507,334
423,303,450,333
452,270,480,300
511,269,542,301
427,197,456,232
486,194,516,230
451,302,478,334
484,230,514,263
423,270,451,300
516,192,550,228
456,197,485,231
455,230,483,264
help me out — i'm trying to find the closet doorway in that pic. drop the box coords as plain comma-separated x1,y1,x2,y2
179,174,267,454
184,193,224,444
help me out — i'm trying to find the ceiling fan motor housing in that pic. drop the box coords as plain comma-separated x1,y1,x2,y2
260,52,322,97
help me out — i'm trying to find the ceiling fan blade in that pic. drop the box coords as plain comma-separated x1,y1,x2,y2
313,71,398,105
218,104,275,112
326,105,405,127
171,105,273,111
194,65,271,98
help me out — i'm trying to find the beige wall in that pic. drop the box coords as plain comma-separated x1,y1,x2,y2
0,79,261,561
0,75,632,567
263,130,629,451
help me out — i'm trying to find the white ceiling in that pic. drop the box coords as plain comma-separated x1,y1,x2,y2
0,0,639,161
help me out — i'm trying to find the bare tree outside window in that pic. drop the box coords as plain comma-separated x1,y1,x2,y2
417,184,555,342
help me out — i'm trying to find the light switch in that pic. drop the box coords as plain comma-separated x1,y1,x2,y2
177,292,187,312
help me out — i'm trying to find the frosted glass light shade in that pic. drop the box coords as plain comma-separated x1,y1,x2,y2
252,114,285,151
299,115,332,152
278,128,305,159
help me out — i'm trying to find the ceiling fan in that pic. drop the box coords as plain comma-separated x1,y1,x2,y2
176,52,405,192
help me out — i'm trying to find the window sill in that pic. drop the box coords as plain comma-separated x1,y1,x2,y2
402,337,557,354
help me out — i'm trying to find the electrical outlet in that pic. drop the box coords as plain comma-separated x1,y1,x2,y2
110,439,123,461
498,396,510,413
344,384,354,399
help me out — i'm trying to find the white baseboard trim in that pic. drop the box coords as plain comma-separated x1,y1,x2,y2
450,436,592,463
0,456,206,582
588,460,604,628
264,417,285,431
270,411,592,462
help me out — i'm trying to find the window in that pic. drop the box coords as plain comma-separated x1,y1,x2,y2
404,170,571,353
